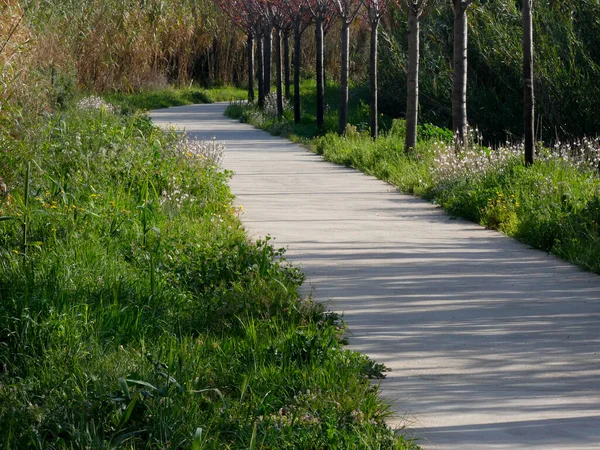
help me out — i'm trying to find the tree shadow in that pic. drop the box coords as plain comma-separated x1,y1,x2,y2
151,103,600,449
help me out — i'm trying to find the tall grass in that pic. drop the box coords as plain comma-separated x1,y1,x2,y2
0,98,418,449
9,0,247,95
105,86,248,113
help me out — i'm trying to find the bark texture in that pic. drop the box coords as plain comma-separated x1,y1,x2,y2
257,34,265,109
275,29,284,117
452,1,469,144
338,24,350,135
405,6,420,152
284,34,291,99
369,20,379,139
294,25,302,124
263,30,272,95
523,0,535,165
247,34,254,102
315,17,325,130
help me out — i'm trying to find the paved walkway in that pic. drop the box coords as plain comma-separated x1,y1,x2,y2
152,103,600,450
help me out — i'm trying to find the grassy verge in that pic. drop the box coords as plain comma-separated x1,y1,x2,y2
0,97,418,448
105,85,248,113
226,83,600,275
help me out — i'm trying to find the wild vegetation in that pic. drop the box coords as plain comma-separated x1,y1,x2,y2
1,2,419,449
3,0,600,445
4,0,600,143
378,0,600,143
1,96,421,448
216,0,600,145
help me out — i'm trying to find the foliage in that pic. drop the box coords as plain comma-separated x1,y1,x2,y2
105,86,248,113
6,0,247,96
0,99,418,449
7,0,600,144
378,0,600,142
228,79,393,139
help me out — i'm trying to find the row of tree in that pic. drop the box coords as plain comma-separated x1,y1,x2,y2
219,0,535,164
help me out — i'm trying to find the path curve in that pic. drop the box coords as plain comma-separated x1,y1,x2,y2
152,103,600,450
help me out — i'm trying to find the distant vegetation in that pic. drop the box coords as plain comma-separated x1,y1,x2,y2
214,0,600,144
3,1,600,143
377,0,600,143
105,86,247,113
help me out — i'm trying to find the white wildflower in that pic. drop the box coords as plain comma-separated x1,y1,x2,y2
77,96,118,114
173,136,225,167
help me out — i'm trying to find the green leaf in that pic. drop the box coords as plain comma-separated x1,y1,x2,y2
249,422,258,450
124,378,158,391
119,393,138,427
191,427,203,450
119,378,131,399
190,388,224,400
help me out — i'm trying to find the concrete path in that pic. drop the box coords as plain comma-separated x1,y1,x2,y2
152,103,600,450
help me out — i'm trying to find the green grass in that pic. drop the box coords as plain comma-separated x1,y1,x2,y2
226,81,600,275
105,85,248,113
226,80,390,140
0,97,418,449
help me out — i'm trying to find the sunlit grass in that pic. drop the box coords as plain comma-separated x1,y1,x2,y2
105,85,248,113
0,97,419,449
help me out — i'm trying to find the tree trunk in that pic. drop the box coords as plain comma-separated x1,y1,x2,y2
275,29,283,117
315,17,325,130
257,33,265,109
284,34,291,99
523,0,535,166
294,24,302,124
247,34,255,102
369,20,379,139
338,23,350,135
263,30,272,95
452,1,468,145
405,7,420,152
